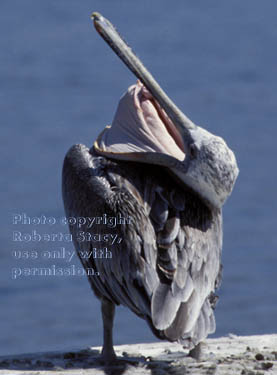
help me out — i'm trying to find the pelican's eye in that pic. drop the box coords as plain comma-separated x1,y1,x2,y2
189,144,198,159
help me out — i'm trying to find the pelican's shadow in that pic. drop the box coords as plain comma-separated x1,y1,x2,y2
0,347,192,374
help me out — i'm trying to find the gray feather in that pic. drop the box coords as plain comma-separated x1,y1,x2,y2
151,283,181,330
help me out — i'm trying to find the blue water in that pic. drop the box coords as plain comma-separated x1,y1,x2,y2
1,0,276,355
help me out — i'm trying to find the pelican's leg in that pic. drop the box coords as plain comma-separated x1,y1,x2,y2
100,297,116,363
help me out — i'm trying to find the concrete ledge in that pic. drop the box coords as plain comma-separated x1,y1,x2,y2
0,334,276,374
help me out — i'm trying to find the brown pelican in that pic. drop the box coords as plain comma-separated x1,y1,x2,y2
62,12,238,362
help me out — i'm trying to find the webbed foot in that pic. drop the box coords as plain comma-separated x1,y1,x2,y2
188,342,203,360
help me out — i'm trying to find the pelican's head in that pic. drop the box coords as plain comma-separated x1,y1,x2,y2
92,13,238,209
94,81,238,209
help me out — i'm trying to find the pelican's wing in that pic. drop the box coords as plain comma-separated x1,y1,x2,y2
143,172,222,348
62,144,158,319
